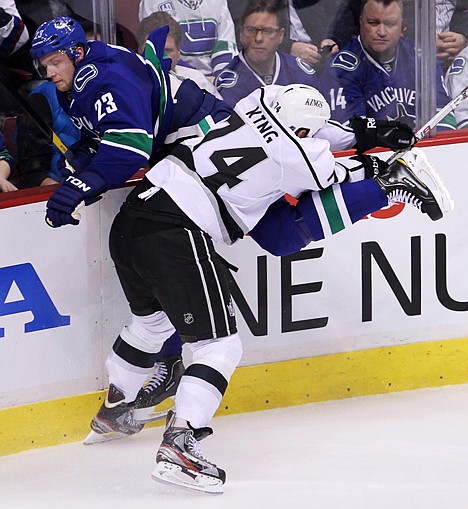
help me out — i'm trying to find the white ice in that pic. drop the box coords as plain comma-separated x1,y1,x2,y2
1,384,468,509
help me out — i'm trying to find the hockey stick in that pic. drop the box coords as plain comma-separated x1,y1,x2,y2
0,72,72,160
387,84,468,165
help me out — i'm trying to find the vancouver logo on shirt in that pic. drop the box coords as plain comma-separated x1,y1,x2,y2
74,64,99,92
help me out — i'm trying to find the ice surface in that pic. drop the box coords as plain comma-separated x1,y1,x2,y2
1,384,468,509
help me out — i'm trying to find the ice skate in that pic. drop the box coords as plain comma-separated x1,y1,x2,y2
376,149,454,221
401,148,454,215
152,410,226,494
83,384,143,445
133,356,184,423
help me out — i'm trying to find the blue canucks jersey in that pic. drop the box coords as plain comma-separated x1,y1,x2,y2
319,36,456,131
57,33,171,190
214,51,319,108
56,27,231,190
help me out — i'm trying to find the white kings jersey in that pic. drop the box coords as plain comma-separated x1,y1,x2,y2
143,85,358,245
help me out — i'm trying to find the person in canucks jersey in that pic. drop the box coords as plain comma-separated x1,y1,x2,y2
138,0,238,77
318,0,457,131
29,16,231,229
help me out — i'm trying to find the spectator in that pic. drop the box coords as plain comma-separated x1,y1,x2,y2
319,0,456,131
15,19,101,189
16,79,80,188
436,0,468,71
325,0,413,49
215,0,319,108
327,0,468,61
136,11,222,99
285,0,343,64
0,130,17,191
0,0,30,117
228,0,340,68
0,0,28,59
445,45,468,129
138,0,238,77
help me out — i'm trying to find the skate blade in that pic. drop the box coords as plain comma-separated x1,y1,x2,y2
151,462,223,494
133,401,174,423
402,148,455,214
83,429,132,445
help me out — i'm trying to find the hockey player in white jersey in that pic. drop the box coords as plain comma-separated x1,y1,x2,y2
106,84,453,494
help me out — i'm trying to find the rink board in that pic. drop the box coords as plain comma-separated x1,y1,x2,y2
0,141,467,455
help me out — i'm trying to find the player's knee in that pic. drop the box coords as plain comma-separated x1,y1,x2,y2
189,333,243,381
120,311,176,352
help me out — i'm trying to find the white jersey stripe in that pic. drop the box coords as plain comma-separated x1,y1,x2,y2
312,192,332,238
186,229,216,335
200,231,232,336
333,186,353,229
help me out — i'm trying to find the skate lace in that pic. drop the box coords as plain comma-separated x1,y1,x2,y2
388,189,422,209
143,362,168,393
186,431,208,461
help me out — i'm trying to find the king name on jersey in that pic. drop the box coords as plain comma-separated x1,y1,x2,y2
244,106,279,144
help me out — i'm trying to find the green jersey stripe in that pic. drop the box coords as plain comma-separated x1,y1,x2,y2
319,187,346,234
102,130,153,157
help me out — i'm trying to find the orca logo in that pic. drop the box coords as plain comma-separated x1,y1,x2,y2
448,55,467,76
0,263,70,338
296,57,316,75
215,69,238,89
331,51,360,72
74,64,98,92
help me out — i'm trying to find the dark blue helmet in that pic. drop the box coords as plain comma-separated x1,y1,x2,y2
31,16,87,61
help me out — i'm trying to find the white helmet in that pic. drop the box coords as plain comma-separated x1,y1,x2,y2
272,84,331,137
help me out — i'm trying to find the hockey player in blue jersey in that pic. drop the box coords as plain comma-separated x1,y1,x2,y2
29,15,232,441
30,16,231,230
319,0,457,131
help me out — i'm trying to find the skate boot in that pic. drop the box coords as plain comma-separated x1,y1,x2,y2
152,410,226,494
375,149,454,221
83,384,143,445
133,356,184,423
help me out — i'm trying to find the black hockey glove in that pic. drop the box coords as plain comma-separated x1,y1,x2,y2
45,171,108,228
350,116,415,154
350,155,389,179
57,137,99,179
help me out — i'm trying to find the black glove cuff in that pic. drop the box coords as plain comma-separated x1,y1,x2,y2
350,155,389,179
